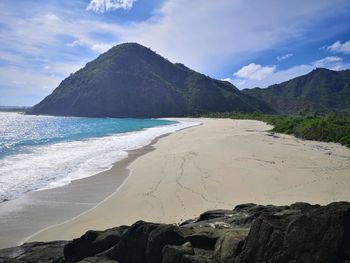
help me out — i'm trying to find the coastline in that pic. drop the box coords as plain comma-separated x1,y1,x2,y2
0,122,195,249
28,118,350,243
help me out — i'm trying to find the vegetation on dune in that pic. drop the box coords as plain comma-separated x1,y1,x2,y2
203,112,350,148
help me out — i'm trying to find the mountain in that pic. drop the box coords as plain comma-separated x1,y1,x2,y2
243,68,350,115
29,43,273,117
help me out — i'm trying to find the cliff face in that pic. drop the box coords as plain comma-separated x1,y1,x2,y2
1,202,349,262
243,68,350,115
29,43,273,118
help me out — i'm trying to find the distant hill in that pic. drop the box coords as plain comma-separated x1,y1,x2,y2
243,68,350,115
29,43,273,117
0,106,31,112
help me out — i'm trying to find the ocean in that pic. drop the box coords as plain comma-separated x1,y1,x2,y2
0,112,197,201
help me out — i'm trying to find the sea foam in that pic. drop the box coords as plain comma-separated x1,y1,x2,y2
0,117,199,201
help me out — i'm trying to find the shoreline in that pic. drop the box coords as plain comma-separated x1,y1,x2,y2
0,125,191,249
22,133,170,245
28,118,350,243
0,115,193,204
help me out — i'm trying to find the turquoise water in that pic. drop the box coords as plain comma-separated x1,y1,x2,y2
0,112,174,159
0,112,196,201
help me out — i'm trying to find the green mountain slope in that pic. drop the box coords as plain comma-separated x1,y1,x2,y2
243,68,350,114
30,43,273,117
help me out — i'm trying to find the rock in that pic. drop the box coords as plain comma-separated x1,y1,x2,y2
64,226,129,263
146,224,191,263
234,203,290,220
163,245,215,263
1,202,349,263
196,210,236,222
108,221,193,263
283,202,350,262
235,213,289,262
181,248,215,263
0,241,67,263
106,221,159,263
214,230,246,263
184,227,221,250
0,259,26,263
236,201,350,262
289,202,320,211
179,219,196,227
162,242,194,263
78,257,118,263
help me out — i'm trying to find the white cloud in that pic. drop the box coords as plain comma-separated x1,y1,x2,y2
0,7,123,105
232,64,312,89
2,11,116,56
43,13,61,22
68,38,114,53
0,67,62,95
312,56,343,68
86,0,136,13
1,0,350,105
0,10,121,62
221,78,233,82
277,53,293,61
118,0,350,72
234,63,276,80
43,61,85,76
91,43,113,53
232,56,350,89
0,51,25,64
2,0,349,72
327,40,350,54
67,40,84,48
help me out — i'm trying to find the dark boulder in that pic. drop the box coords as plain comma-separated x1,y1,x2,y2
146,224,191,263
162,242,194,263
0,241,67,263
107,221,160,263
214,230,246,263
64,226,129,263
184,228,222,250
236,202,350,263
108,221,193,263
196,210,236,222
78,257,119,263
1,202,350,263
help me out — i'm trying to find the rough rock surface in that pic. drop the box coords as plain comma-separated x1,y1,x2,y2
1,202,349,263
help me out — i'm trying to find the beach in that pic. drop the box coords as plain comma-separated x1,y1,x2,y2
0,143,155,249
0,115,195,249
25,118,350,243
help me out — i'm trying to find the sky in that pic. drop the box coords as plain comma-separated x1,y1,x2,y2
0,0,350,106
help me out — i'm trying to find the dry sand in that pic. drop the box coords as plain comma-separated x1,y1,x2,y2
29,118,350,242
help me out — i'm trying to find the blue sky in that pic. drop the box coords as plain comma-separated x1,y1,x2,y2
1,0,350,106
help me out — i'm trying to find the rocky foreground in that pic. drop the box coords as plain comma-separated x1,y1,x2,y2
1,202,349,263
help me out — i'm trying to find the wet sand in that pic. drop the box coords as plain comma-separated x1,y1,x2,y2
0,139,160,249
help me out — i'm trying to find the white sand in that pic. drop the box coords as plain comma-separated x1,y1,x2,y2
29,118,350,242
